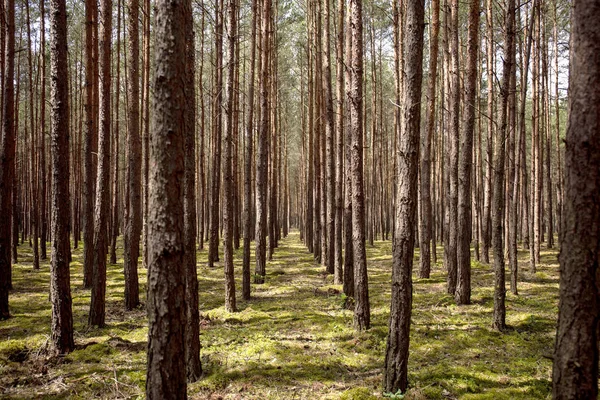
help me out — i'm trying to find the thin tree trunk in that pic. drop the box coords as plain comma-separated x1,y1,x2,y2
48,0,75,353
456,0,479,305
223,0,237,312
0,0,15,319
492,0,515,332
349,0,369,331
255,0,270,284
83,0,98,287
242,0,257,300
418,0,439,279
89,0,112,327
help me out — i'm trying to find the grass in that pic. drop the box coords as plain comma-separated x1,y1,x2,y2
0,231,558,399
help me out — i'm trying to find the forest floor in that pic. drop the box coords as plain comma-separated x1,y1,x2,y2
0,231,558,399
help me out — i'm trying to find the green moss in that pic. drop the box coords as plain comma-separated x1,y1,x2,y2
340,387,378,400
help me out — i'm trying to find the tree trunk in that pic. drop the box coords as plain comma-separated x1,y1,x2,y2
146,0,188,396
418,0,439,279
242,0,257,300
552,1,600,397
492,0,515,332
349,0,369,331
255,0,270,284
49,0,75,353
208,0,224,268
183,0,202,382
0,0,15,319
83,0,98,288
383,0,424,392
342,6,353,299
455,0,479,305
223,0,238,312
445,0,459,295
123,0,141,311
88,0,112,328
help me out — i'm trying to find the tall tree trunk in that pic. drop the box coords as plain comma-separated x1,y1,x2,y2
322,0,335,276
349,0,369,331
0,0,15,319
255,0,270,284
552,1,600,396
242,0,257,300
146,0,188,396
333,0,344,285
123,0,141,310
223,0,237,312
492,0,515,332
342,5,353,299
40,0,48,261
383,0,424,392
455,0,479,305
482,0,494,264
89,0,112,327
445,0,459,295
418,0,439,279
208,0,224,268
183,0,202,382
83,0,98,288
49,0,75,353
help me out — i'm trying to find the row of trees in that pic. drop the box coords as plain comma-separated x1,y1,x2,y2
0,0,598,397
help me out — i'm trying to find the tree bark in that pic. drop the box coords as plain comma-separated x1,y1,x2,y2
492,0,515,332
455,0,479,305
445,0,459,295
146,0,188,396
418,0,439,279
89,0,112,328
123,0,141,311
49,0,75,353
83,0,98,288
383,0,424,392
552,0,600,397
183,0,202,382
0,0,15,319
255,0,270,284
349,0,369,331
223,0,238,312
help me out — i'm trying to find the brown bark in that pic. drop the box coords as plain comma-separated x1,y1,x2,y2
455,0,480,305
342,5,353,299
492,0,515,332
145,0,188,396
349,0,369,331
552,1,600,397
333,0,344,285
83,0,98,288
49,0,75,353
208,0,224,268
255,0,270,284
123,0,141,311
383,0,424,392
418,0,439,279
323,0,335,276
445,0,459,295
89,0,112,327
0,0,15,319
183,0,202,382
243,0,258,300
223,0,237,312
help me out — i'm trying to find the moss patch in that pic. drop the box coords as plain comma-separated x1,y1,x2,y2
0,233,558,399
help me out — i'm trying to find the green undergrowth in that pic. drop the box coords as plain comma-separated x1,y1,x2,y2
0,232,558,399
